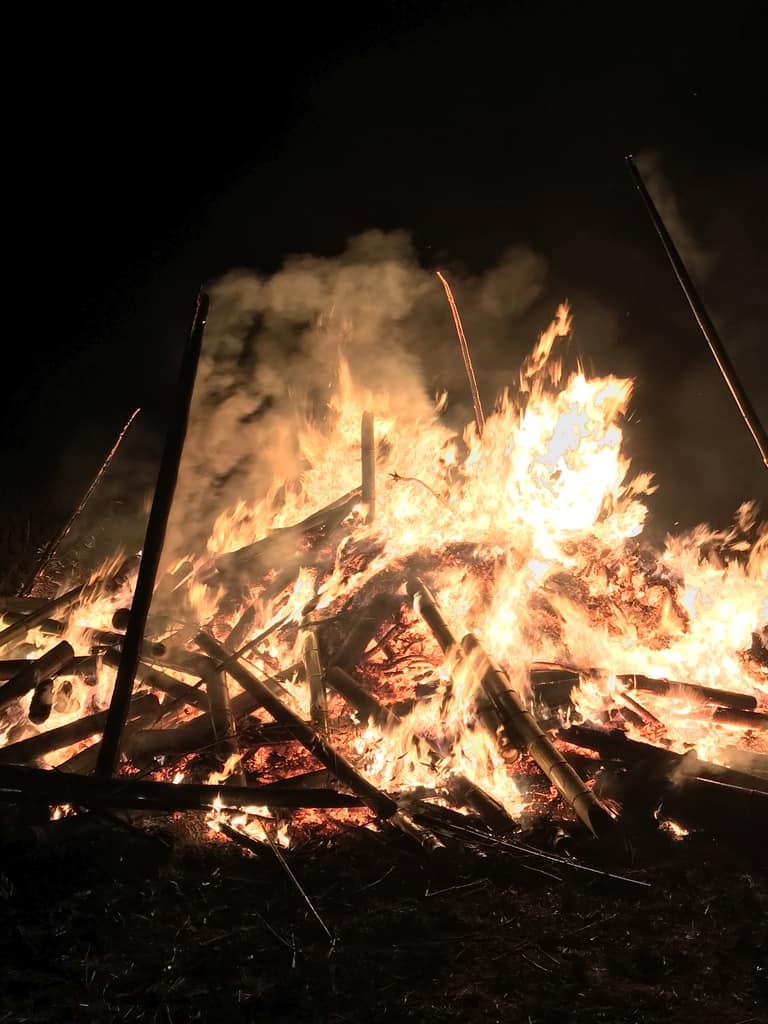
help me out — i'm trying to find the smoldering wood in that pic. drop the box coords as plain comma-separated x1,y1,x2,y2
531,666,759,713
0,642,76,711
212,488,362,579
710,707,768,730
330,593,403,671
596,767,768,837
559,724,768,795
0,763,365,812
0,693,160,765
0,656,98,683
302,628,328,736
102,650,209,711
196,631,399,819
28,680,54,724
463,635,621,843
326,665,517,831
361,411,376,524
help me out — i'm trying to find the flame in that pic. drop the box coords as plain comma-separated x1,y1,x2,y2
2,299,765,838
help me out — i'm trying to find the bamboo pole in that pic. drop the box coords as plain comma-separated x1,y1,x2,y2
330,593,402,671
361,411,375,524
96,292,209,777
626,154,768,470
302,628,328,736
462,634,622,843
0,642,75,711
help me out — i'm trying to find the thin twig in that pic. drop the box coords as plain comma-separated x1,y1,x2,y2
436,270,485,436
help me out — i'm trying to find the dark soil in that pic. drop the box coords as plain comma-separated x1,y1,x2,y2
1,812,766,1024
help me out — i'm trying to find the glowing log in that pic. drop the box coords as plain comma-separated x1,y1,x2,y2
330,593,402,671
462,635,621,842
326,665,516,831
0,642,75,711
0,763,364,812
709,707,768,731
0,656,98,683
0,693,160,765
212,488,361,579
302,628,328,736
361,411,375,524
196,632,399,820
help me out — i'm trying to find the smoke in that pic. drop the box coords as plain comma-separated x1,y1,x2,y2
634,151,717,284
167,230,548,558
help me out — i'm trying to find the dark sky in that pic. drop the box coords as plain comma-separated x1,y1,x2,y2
7,2,767,574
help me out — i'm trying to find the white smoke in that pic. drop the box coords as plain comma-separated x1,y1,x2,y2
166,230,548,558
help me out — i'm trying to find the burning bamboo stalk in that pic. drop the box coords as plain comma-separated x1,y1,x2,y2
0,642,75,711
330,593,402,671
206,667,245,783
0,656,98,683
0,693,160,766
96,292,209,778
361,411,375,524
462,635,622,843
531,666,759,713
302,627,328,736
326,665,517,831
0,763,364,812
406,577,457,655
436,271,485,436
195,632,399,820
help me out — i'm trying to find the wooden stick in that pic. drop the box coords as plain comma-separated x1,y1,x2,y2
102,650,208,711
361,411,375,524
0,642,75,711
96,292,209,777
0,763,364,812
195,631,398,819
22,407,142,594
436,271,485,436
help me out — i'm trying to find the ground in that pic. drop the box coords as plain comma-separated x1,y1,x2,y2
1,810,766,1024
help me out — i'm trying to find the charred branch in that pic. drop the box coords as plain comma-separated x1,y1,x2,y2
0,642,75,711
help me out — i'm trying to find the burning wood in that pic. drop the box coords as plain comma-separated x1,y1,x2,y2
1,281,765,872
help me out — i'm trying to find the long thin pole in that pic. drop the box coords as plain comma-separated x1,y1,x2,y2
21,408,141,595
96,292,209,776
625,154,768,470
436,271,485,436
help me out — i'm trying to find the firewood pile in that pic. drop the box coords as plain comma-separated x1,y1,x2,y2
1,404,766,871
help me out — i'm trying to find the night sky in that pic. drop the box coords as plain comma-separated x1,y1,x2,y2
7,3,766,579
